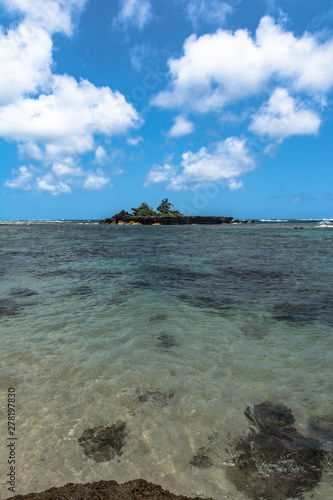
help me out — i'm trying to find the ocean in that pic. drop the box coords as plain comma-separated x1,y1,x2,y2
0,219,332,499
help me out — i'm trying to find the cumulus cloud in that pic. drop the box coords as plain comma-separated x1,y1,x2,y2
0,75,140,145
0,0,88,36
83,171,111,190
249,88,321,141
146,137,255,190
168,116,194,137
184,0,232,27
127,136,143,146
153,16,333,113
95,146,107,163
5,166,34,190
113,0,152,30
5,162,111,195
1,0,142,195
0,22,52,104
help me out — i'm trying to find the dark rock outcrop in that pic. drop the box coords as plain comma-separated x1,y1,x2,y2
157,334,181,348
227,401,325,499
9,478,216,500
100,213,236,225
308,415,333,450
78,421,126,462
136,387,174,406
189,448,213,469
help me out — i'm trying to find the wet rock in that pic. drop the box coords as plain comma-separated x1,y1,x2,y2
0,298,23,317
70,285,94,296
149,313,168,322
10,478,215,499
308,415,333,450
78,421,126,462
177,293,233,312
157,334,180,348
106,297,127,305
272,302,318,323
136,387,174,406
239,323,269,339
189,447,213,469
9,287,38,297
228,401,325,500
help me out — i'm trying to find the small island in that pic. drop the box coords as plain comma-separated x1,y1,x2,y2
99,199,254,225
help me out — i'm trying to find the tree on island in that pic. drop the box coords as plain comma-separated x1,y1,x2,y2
131,202,156,216
130,199,183,217
157,198,183,216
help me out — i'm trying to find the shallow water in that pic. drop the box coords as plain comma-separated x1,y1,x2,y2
0,221,332,499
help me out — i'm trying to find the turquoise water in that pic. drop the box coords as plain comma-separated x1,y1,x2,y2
0,221,332,499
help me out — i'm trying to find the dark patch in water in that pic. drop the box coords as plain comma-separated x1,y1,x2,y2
271,302,318,323
177,293,233,312
70,286,94,296
0,298,23,317
9,287,38,297
189,448,213,469
308,415,333,450
221,266,285,281
239,323,269,339
228,401,325,499
131,280,152,288
149,313,168,322
78,421,126,462
106,297,127,305
136,387,174,406
157,334,180,348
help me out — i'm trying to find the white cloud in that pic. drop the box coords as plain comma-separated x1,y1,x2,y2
0,22,52,104
0,0,88,36
95,146,107,162
52,161,83,177
1,75,140,190
153,16,333,114
36,175,71,194
146,137,255,190
5,163,111,195
1,0,141,195
113,0,152,30
83,172,110,190
185,0,232,27
168,116,194,137
249,88,321,141
0,75,140,145
127,136,143,146
5,166,34,190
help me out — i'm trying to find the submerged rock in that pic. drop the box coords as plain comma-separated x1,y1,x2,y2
136,387,174,406
9,287,38,297
157,333,180,348
239,323,269,339
227,401,325,499
271,302,318,323
70,285,94,296
149,313,168,322
189,447,213,469
0,298,23,317
78,421,126,462
308,415,333,450
10,478,215,499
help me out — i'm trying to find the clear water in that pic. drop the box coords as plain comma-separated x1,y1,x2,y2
0,220,332,499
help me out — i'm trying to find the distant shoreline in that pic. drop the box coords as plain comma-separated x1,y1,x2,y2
99,214,255,225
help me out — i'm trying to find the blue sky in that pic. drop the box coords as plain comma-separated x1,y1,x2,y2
0,0,332,220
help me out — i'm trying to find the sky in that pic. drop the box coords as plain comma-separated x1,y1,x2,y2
0,0,332,220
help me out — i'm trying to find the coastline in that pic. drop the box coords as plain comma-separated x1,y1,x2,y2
8,479,216,500
99,212,254,226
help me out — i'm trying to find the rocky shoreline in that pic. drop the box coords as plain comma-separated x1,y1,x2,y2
99,210,255,226
9,479,215,500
